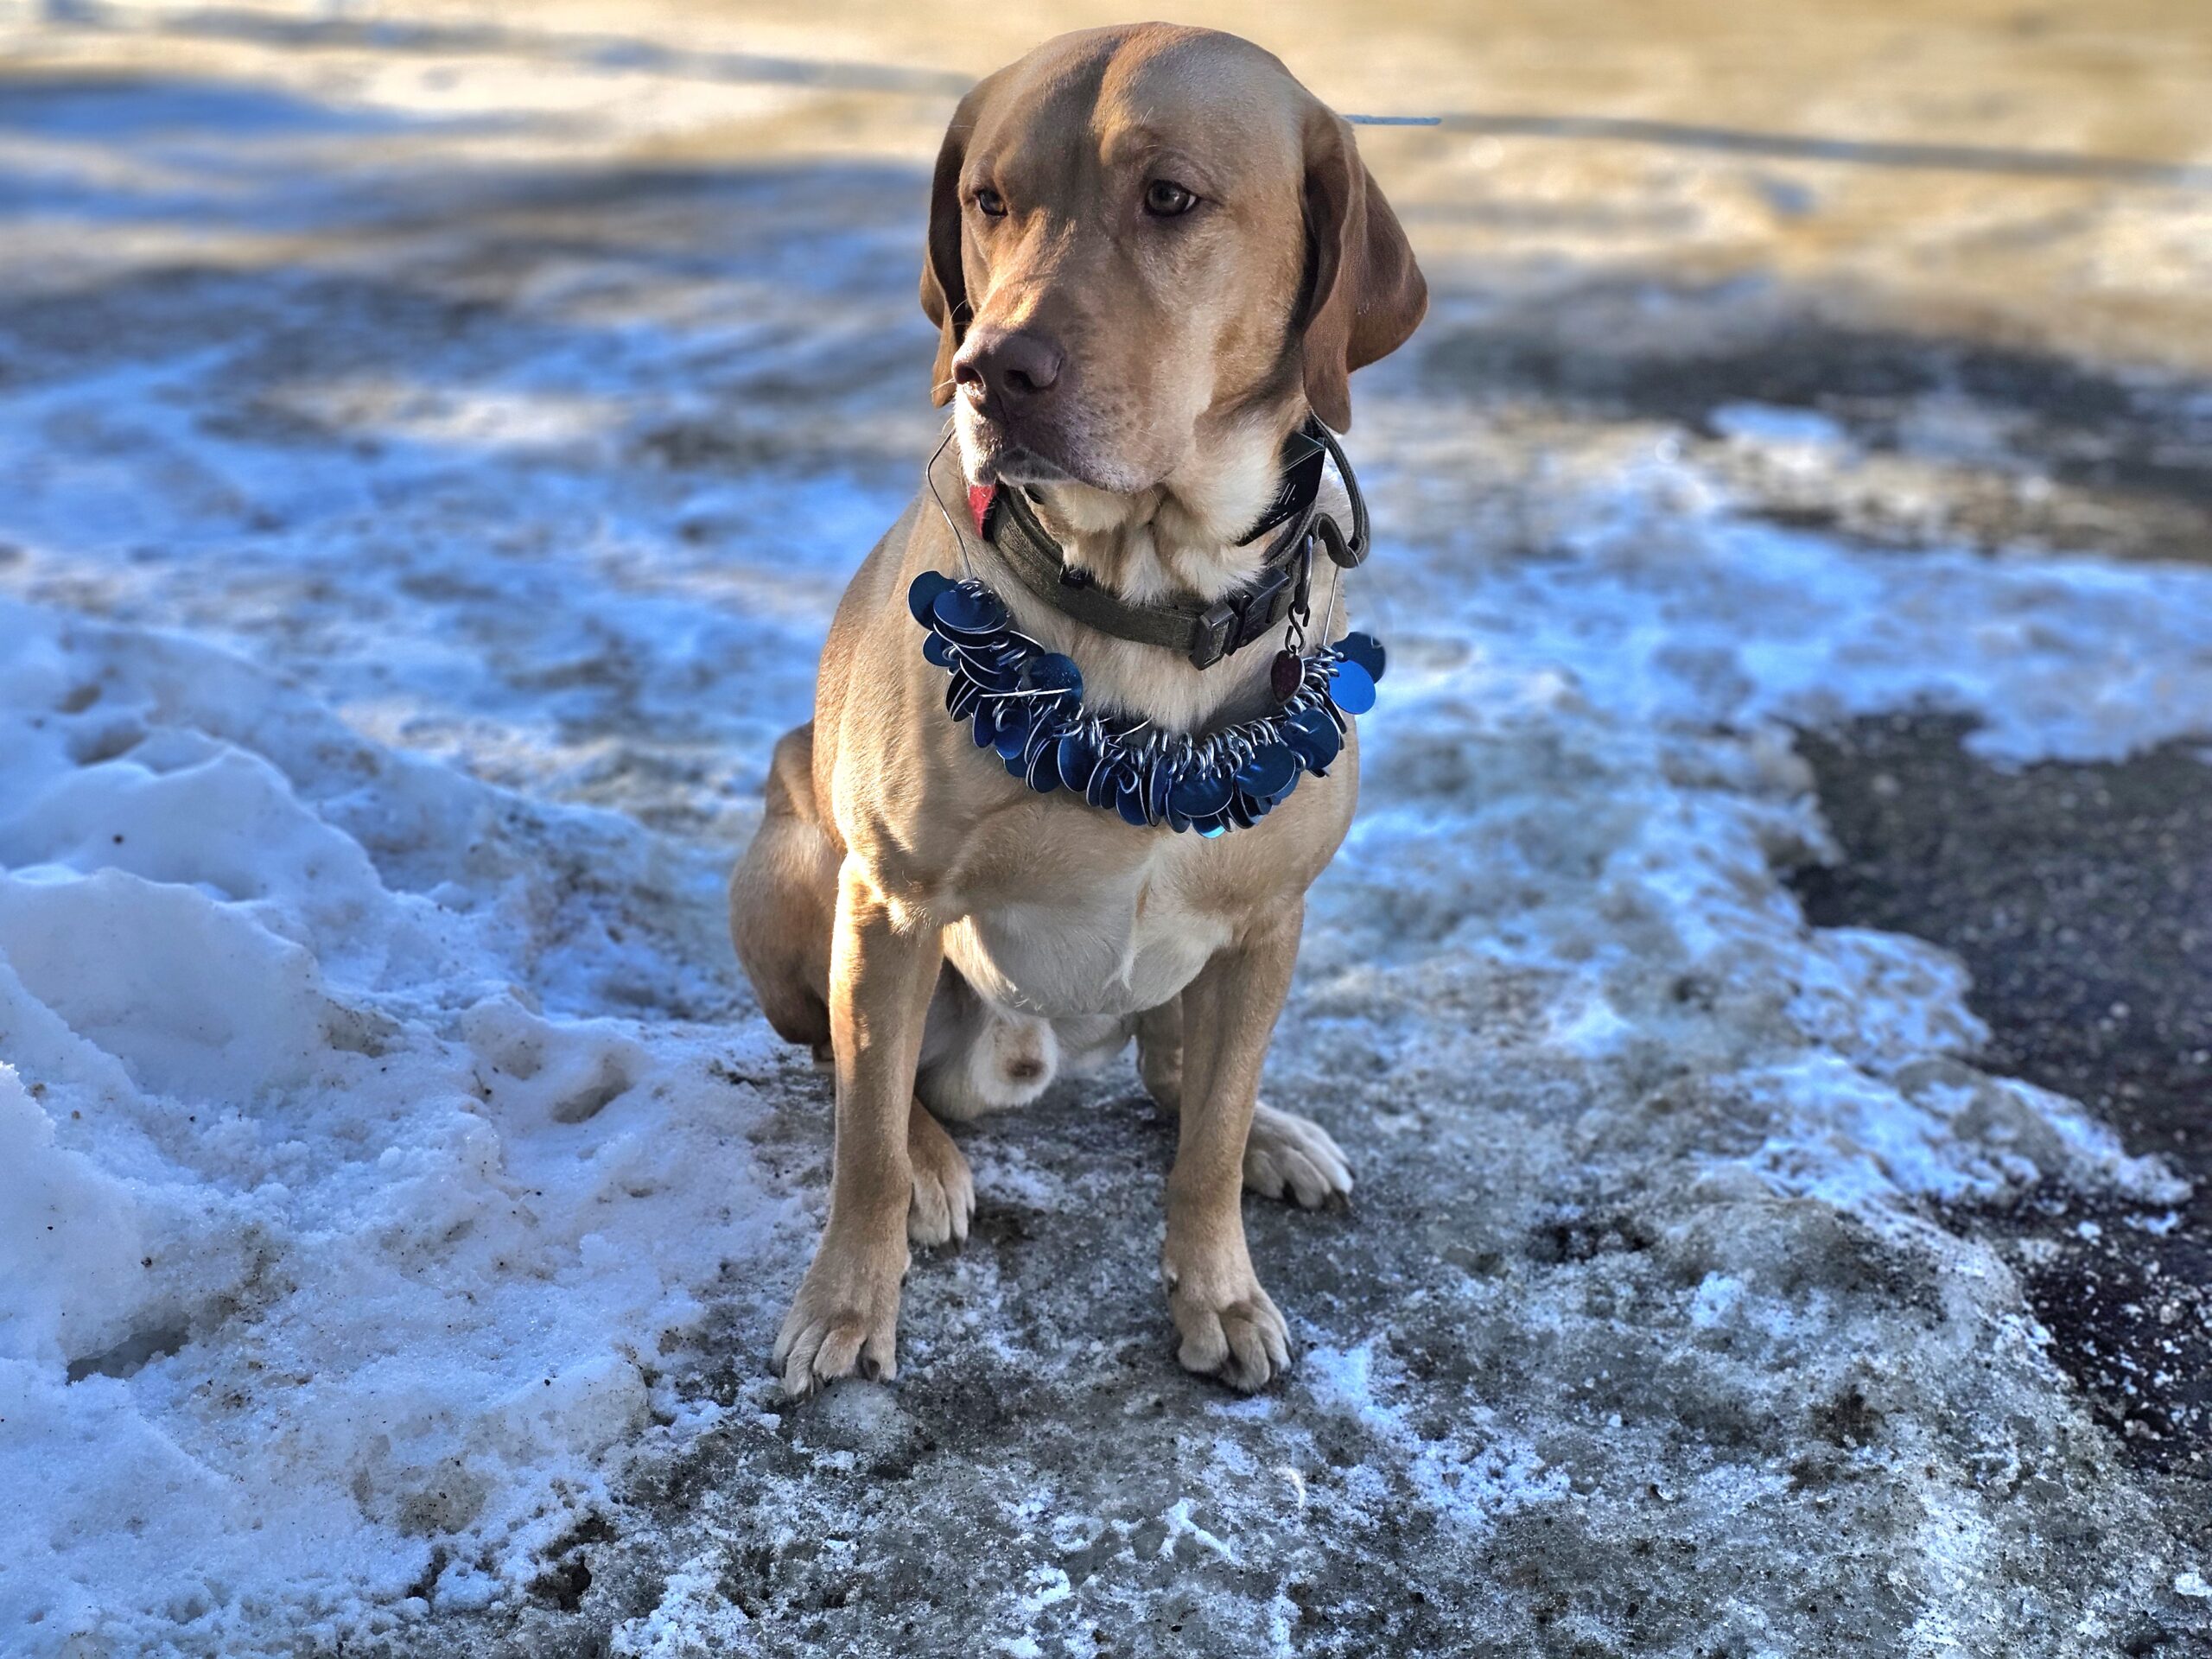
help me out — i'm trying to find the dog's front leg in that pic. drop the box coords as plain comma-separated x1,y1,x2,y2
1160,909,1302,1391
774,858,943,1396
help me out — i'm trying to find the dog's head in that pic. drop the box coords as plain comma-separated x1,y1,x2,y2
922,25,1426,502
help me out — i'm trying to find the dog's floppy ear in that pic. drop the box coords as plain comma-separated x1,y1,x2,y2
1297,109,1427,432
920,86,985,408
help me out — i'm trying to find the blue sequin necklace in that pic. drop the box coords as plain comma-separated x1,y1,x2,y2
907,430,1387,837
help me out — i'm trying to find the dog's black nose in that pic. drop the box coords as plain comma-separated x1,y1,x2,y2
954,327,1064,406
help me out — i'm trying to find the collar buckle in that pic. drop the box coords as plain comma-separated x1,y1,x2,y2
1190,558,1294,669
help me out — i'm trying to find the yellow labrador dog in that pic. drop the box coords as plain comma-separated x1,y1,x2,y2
731,22,1425,1395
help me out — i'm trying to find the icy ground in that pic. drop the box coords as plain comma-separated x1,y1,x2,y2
3,5,2211,1656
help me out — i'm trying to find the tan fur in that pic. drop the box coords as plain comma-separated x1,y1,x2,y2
732,24,1425,1397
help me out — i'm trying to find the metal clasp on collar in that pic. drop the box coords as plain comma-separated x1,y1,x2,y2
1190,557,1294,669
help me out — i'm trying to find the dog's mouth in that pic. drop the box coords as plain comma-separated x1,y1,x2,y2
971,442,1079,490
956,405,1131,494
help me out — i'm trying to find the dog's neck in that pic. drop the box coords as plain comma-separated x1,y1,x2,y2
948,405,1351,737
1018,407,1303,607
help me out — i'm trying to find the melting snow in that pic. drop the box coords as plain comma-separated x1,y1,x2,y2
0,607,805,1649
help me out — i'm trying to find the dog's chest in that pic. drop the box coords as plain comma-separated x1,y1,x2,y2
944,841,1232,1020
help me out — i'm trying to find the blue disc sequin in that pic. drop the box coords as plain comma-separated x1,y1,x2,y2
1020,653,1084,699
1168,770,1232,822
908,569,955,626
1026,736,1063,793
1056,728,1099,791
1284,705,1341,772
1337,630,1386,682
1236,743,1297,802
1084,754,1120,810
1329,659,1377,716
931,582,1009,642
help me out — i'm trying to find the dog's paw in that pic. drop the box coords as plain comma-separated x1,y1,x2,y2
906,1100,975,1249
1243,1103,1352,1209
1160,1246,1292,1392
772,1230,906,1399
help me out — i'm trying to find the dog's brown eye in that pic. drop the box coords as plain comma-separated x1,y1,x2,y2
1142,180,1198,218
974,187,1007,218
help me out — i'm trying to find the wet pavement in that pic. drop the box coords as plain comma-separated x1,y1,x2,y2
1796,715,2212,1490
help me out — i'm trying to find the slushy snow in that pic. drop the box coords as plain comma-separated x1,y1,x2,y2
0,607,804,1648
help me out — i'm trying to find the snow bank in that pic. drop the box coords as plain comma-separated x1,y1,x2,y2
0,605,802,1653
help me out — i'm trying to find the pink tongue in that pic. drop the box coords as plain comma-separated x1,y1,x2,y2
968,483,997,536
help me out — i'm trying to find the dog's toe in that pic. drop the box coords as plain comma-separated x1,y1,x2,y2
1220,1300,1292,1391
775,1312,895,1398
1175,1293,1290,1392
772,1232,904,1400
906,1099,975,1248
1166,1257,1292,1393
1244,1103,1352,1209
